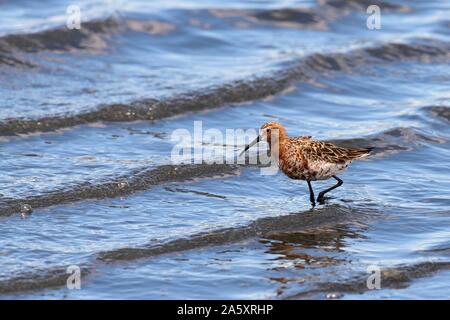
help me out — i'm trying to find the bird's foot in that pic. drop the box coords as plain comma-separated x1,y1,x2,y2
317,194,326,204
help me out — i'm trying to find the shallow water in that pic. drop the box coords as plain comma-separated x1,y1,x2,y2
0,0,449,299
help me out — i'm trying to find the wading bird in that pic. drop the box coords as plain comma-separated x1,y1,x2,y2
240,122,372,206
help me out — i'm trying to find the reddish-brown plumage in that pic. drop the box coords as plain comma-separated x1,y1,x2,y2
242,121,372,205
260,121,371,181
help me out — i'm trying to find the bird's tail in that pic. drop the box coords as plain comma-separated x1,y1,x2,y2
349,147,374,160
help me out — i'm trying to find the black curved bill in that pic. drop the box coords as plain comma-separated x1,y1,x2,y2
239,136,260,156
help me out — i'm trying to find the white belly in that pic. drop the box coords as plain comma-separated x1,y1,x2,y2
309,160,351,180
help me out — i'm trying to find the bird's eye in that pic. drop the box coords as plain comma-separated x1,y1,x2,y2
266,128,270,132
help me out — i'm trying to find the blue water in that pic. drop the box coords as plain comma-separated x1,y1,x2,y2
0,0,449,299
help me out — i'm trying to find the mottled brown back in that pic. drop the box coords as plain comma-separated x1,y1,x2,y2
289,137,372,164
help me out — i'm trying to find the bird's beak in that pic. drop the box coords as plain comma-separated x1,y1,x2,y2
239,135,260,156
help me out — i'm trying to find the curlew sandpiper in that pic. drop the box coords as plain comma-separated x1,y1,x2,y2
241,121,373,206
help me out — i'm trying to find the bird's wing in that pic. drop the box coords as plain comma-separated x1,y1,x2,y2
290,136,312,142
298,139,371,164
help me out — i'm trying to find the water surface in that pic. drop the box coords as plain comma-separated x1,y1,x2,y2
0,0,449,299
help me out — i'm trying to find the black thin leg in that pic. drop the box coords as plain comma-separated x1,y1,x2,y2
317,176,343,204
307,180,316,207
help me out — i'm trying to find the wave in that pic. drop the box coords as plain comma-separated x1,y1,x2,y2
0,17,180,67
423,106,450,122
329,127,446,156
1,39,449,135
3,202,448,296
0,265,92,295
1,126,444,216
320,0,409,12
0,0,413,68
288,260,450,298
212,0,408,30
0,204,372,294
0,0,409,60
1,18,120,53
97,204,372,262
0,164,239,217
0,18,121,67
1,203,447,296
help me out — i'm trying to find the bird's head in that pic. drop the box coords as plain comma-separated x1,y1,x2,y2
260,121,287,144
240,121,287,155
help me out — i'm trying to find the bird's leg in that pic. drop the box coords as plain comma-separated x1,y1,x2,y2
317,176,343,204
307,180,316,207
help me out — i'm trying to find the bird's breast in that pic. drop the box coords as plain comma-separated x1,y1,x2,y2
278,152,310,180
